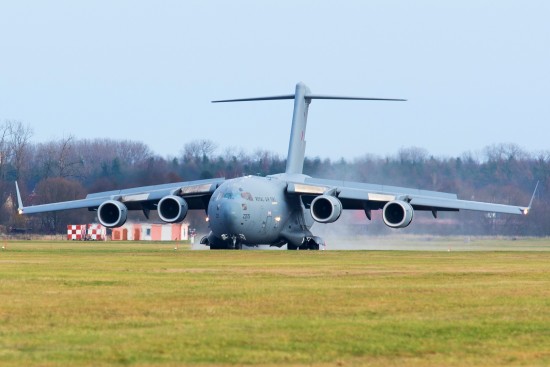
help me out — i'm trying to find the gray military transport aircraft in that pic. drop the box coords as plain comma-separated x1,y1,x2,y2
16,82,536,250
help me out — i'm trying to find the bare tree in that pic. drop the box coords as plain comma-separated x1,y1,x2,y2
8,121,33,180
0,121,33,226
32,177,88,233
114,140,153,166
0,121,11,181
181,139,218,162
32,136,84,179
397,146,429,164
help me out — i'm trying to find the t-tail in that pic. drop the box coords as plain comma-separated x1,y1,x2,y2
213,82,405,174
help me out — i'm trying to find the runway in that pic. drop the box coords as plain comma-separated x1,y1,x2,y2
191,236,550,251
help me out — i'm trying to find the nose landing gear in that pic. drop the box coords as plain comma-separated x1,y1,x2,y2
231,236,242,250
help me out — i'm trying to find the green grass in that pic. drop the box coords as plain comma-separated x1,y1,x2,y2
1,239,550,366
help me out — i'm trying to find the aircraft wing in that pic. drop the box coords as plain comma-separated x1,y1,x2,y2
16,178,224,215
287,177,532,216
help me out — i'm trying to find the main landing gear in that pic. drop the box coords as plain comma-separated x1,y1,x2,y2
200,234,243,250
287,236,324,251
201,233,325,251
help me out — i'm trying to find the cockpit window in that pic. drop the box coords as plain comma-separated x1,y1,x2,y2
223,192,236,199
219,183,253,201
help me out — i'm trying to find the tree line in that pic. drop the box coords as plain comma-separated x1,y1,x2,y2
1,120,548,236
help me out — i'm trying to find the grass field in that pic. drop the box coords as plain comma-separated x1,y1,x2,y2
1,238,550,366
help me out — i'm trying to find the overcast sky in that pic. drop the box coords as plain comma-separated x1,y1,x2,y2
1,1,549,160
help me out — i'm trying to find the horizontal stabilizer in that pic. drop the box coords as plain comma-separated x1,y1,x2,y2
213,94,406,103
306,95,406,102
212,95,295,103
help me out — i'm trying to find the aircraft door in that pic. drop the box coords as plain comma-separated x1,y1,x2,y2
263,210,273,235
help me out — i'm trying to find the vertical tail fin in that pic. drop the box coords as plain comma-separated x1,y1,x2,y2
212,82,405,175
286,82,310,174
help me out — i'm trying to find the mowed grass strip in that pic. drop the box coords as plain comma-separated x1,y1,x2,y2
1,241,550,366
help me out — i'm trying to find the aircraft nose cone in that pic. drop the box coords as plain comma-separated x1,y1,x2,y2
220,200,239,218
219,200,242,233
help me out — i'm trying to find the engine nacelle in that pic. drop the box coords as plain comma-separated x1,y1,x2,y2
382,200,414,228
98,200,128,228
310,195,343,223
157,195,188,223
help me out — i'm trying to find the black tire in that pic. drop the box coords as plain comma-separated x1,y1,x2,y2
308,243,320,250
210,241,229,250
209,244,226,250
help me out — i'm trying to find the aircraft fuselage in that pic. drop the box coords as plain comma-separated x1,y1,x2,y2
208,176,296,246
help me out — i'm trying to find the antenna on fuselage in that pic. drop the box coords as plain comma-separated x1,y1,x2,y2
212,82,405,175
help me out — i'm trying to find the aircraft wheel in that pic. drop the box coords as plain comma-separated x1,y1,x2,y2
210,244,226,250
308,243,320,250
210,241,230,250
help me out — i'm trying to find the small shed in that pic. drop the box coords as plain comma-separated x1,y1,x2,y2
111,223,188,241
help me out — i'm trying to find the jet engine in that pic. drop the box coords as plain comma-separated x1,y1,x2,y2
310,195,342,223
157,195,188,223
382,200,414,228
98,200,128,228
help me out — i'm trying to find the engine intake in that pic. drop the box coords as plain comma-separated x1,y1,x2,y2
98,200,128,228
310,195,342,223
382,200,414,228
158,195,188,223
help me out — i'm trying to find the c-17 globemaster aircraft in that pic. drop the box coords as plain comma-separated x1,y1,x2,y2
16,82,536,250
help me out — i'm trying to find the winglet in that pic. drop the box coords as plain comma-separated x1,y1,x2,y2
522,181,539,215
15,181,24,214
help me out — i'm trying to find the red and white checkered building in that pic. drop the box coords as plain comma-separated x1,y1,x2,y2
67,224,106,241
87,224,106,240
67,225,87,240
